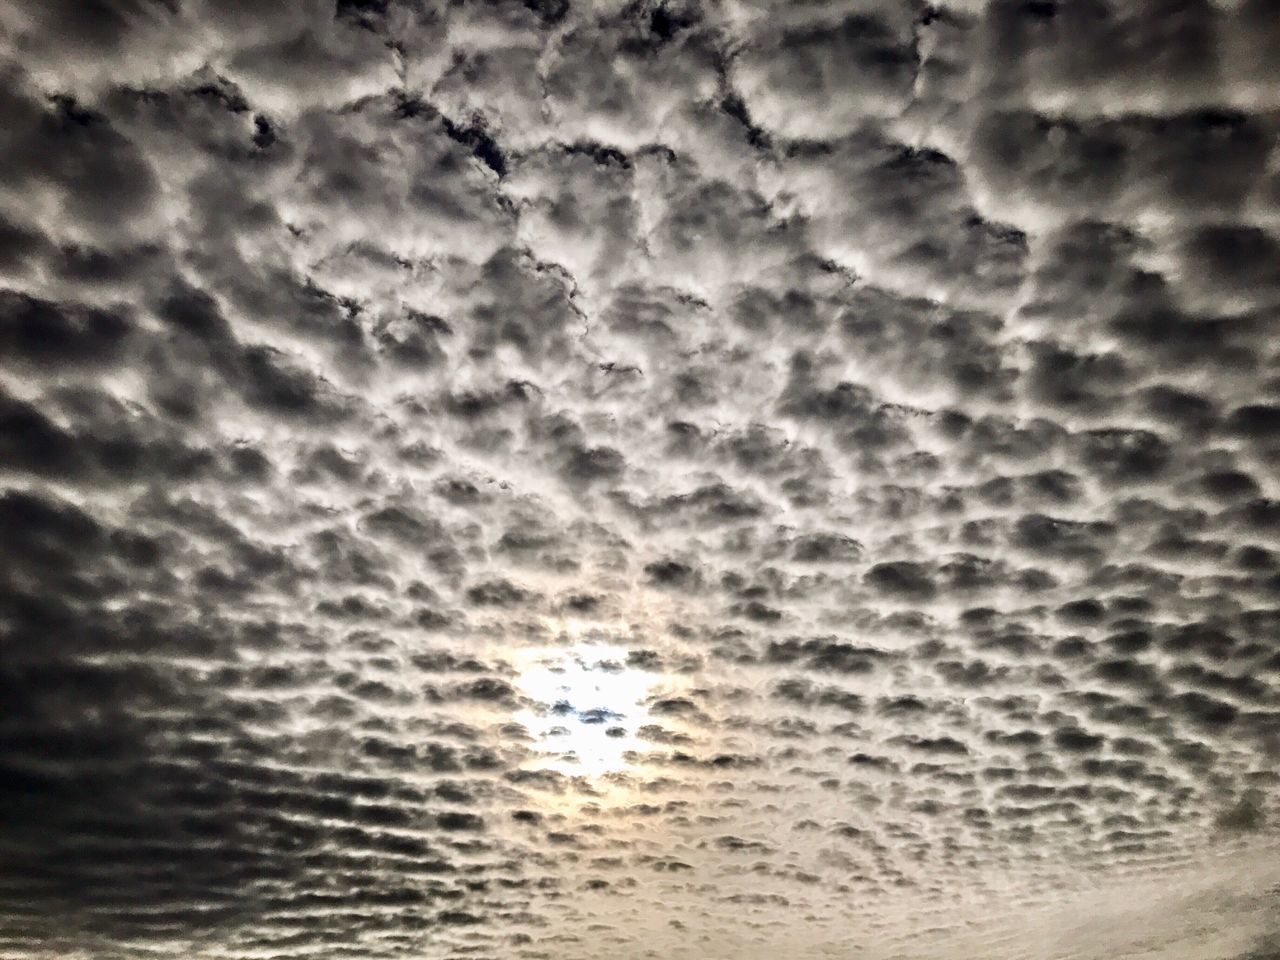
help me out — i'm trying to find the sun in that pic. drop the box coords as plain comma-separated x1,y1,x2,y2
512,642,659,778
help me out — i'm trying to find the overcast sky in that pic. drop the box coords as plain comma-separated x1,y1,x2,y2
2,1,1279,958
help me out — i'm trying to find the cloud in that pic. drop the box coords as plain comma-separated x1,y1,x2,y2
0,1,1277,959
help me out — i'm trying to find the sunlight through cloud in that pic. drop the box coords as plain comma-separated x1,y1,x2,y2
513,643,659,778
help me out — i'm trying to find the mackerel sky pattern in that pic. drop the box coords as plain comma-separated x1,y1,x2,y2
1,2,1280,959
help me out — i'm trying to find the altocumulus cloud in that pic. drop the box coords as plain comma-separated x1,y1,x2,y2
1,1,1279,959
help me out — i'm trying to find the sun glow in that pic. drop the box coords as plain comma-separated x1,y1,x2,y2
512,643,659,778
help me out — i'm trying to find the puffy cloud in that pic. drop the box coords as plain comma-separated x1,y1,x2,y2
0,1,1278,959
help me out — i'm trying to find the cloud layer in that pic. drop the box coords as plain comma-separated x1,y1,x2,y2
1,1,1279,958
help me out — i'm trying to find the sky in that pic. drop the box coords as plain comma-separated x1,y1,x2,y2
1,1,1279,958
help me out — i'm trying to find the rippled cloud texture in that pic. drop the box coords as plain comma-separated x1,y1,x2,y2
2,1,1279,958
